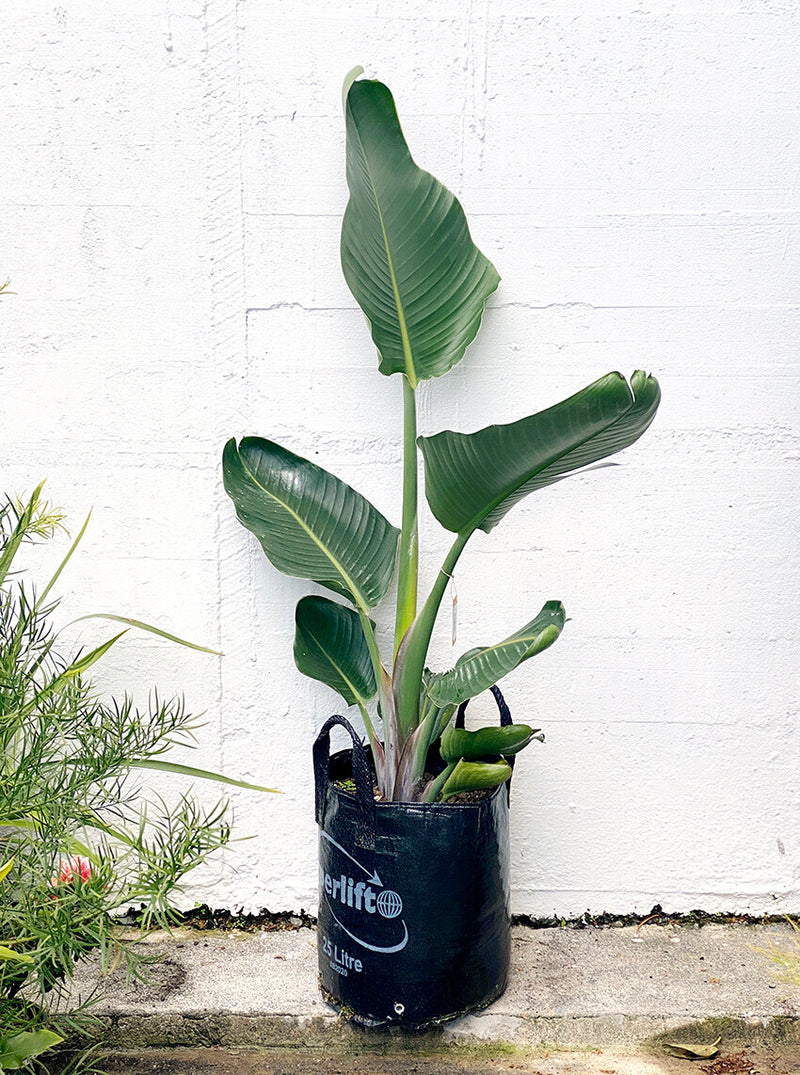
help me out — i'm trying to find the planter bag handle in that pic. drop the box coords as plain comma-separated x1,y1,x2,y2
454,685,516,798
313,714,375,849
454,683,512,729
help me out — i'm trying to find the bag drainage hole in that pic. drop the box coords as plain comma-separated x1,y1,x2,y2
393,1002,405,1015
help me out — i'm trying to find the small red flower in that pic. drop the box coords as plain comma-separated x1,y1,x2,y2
51,856,92,887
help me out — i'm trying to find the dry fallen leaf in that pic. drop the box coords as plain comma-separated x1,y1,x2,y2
663,1036,722,1060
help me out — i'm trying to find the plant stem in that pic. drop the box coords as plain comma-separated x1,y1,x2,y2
420,762,456,804
358,609,396,796
357,701,385,788
356,701,378,754
394,529,470,740
394,376,419,655
407,702,455,788
357,609,390,712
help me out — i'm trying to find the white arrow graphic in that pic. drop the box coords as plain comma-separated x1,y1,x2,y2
320,830,382,886
329,905,409,954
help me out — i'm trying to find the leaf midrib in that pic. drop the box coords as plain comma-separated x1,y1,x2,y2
457,624,560,666
454,379,636,537
427,614,563,705
432,624,559,688
350,108,417,387
302,621,372,708
237,448,369,613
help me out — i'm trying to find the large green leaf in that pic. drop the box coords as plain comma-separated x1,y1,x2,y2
0,1030,63,1069
427,601,565,707
223,437,399,610
341,75,500,387
419,370,660,534
294,595,377,708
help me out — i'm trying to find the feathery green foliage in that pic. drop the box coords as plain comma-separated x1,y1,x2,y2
0,488,234,1069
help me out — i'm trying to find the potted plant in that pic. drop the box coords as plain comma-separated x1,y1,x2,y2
222,68,660,1027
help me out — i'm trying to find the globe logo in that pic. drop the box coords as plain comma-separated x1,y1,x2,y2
376,889,403,919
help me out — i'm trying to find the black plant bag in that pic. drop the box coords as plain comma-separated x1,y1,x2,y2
313,688,513,1028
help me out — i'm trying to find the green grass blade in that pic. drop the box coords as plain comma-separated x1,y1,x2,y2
130,758,280,794
70,614,222,655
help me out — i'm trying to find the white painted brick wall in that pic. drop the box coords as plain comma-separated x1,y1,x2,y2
3,0,798,917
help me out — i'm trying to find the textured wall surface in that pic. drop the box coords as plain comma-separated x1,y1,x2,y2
3,0,799,918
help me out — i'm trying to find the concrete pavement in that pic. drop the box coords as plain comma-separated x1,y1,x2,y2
68,920,799,1061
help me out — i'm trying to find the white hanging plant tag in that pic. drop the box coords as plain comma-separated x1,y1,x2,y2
449,574,458,646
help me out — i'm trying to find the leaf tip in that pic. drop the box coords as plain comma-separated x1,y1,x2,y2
342,66,365,112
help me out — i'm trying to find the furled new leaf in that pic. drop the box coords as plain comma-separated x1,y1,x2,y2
419,371,660,534
223,437,399,610
294,595,377,708
440,723,542,763
440,759,512,800
341,76,500,387
427,601,565,707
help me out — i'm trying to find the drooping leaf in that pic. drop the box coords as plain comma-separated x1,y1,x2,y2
419,371,660,534
440,759,512,800
440,723,543,763
223,437,399,610
427,601,565,707
0,859,13,883
294,595,377,708
341,77,500,387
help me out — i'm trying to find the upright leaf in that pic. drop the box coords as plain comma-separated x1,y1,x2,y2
0,483,46,589
427,601,565,707
294,595,377,708
341,77,500,387
419,371,660,534
223,437,399,610
2,632,129,727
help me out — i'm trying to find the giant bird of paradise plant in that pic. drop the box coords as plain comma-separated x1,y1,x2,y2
223,69,661,803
